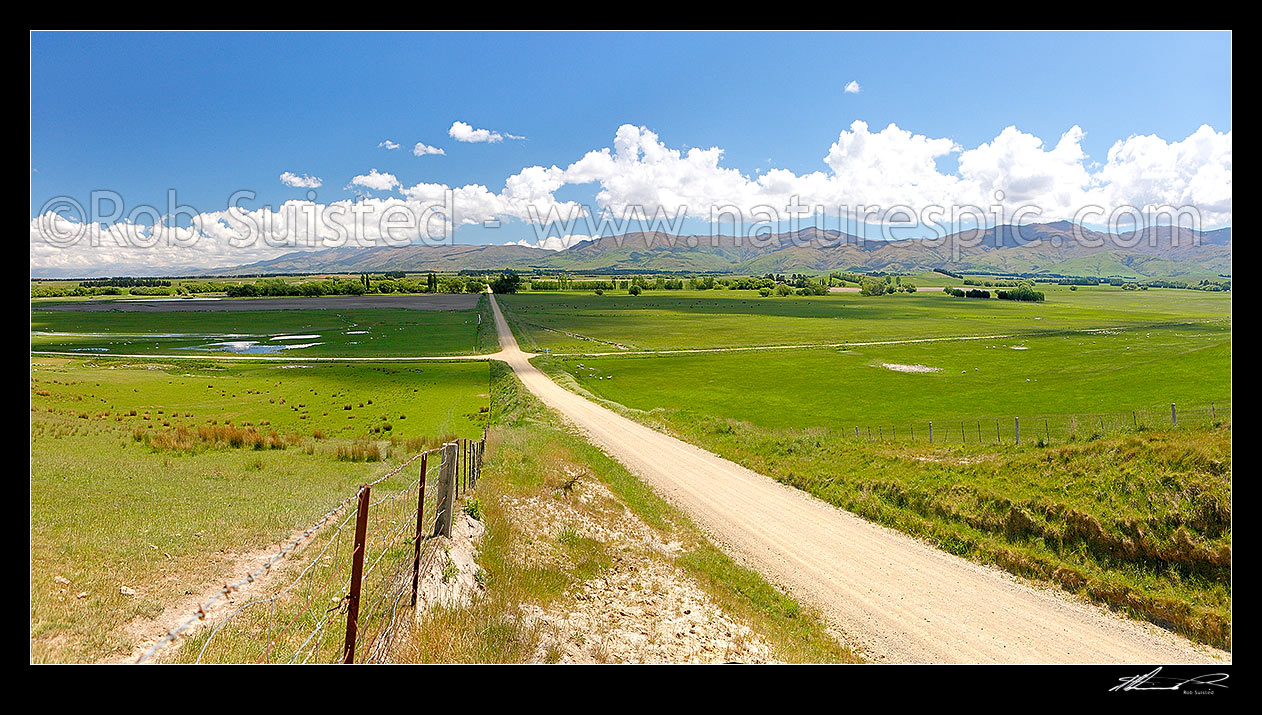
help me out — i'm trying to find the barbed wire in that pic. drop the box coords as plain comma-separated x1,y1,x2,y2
136,448,444,664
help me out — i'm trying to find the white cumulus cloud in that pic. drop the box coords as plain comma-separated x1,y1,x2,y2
348,169,401,192
378,140,400,150
556,121,1232,227
413,142,446,156
279,172,323,188
844,80,861,94
448,121,524,143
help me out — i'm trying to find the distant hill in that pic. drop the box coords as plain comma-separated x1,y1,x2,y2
206,223,1231,280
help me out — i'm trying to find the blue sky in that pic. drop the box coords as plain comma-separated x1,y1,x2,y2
30,31,1232,272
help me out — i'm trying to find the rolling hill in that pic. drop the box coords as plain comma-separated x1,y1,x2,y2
207,223,1231,280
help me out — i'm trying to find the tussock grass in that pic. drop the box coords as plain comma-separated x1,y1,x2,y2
335,440,389,462
138,423,293,451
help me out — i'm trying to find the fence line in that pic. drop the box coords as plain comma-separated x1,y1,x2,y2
825,401,1230,448
137,430,487,664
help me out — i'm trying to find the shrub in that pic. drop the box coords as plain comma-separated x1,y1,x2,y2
859,278,889,296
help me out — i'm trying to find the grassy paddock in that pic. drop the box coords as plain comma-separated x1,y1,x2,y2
32,305,487,357
539,322,1230,432
393,362,857,663
499,285,1230,353
29,357,487,663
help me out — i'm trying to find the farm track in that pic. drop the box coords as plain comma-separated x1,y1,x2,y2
486,292,1229,664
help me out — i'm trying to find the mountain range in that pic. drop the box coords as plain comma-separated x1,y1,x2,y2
205,222,1232,280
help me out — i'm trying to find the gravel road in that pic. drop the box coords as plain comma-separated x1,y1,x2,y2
487,292,1228,664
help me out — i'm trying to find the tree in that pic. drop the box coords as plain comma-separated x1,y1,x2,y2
859,277,889,296
491,272,522,294
628,284,642,296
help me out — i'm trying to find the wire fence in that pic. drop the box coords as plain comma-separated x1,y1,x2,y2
833,401,1230,447
137,433,486,664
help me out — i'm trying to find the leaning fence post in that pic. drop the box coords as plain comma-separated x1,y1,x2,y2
410,453,429,608
1171,402,1177,427
434,442,457,538
343,484,371,664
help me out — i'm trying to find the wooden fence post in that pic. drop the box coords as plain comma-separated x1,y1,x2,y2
434,442,457,538
929,421,933,444
343,484,371,664
1015,416,1020,444
1171,402,1177,427
410,453,428,607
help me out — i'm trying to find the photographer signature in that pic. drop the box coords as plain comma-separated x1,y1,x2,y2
1111,667,1229,692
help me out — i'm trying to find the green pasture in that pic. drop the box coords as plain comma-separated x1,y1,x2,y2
539,322,1231,431
30,357,488,663
499,284,1230,353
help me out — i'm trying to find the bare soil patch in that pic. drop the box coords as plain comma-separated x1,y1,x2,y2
879,362,943,373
